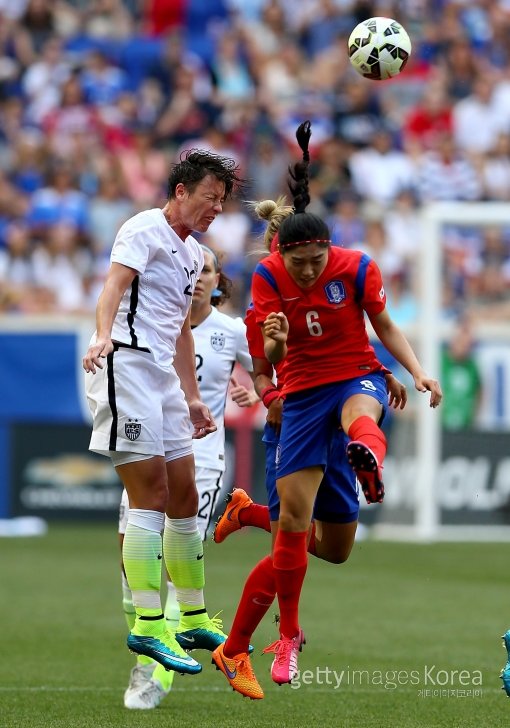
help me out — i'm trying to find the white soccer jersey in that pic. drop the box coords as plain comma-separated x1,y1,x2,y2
192,307,253,471
109,208,204,370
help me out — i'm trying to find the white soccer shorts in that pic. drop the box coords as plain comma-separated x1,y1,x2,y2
85,345,193,457
195,467,223,540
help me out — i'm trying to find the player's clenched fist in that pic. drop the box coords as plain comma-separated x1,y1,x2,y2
263,312,289,342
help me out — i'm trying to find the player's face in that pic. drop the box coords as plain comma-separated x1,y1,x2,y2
176,175,226,233
282,244,329,288
193,250,219,306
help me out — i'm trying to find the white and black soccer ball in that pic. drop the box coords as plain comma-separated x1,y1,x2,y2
348,17,412,81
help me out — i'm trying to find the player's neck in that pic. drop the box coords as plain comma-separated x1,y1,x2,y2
190,303,212,327
161,201,190,241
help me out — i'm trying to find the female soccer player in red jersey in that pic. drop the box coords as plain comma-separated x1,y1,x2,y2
211,186,411,699
251,120,441,686
213,121,440,693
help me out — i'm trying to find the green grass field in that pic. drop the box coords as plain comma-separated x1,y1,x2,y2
1,524,509,728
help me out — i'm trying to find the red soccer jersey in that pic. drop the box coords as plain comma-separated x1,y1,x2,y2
251,246,386,395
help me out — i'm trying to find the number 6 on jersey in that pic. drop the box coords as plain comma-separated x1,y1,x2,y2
306,310,323,337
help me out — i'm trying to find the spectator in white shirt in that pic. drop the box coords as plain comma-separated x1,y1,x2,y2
348,128,415,206
453,74,507,155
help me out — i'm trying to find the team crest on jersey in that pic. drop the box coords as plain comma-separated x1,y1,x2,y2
324,280,346,304
125,419,141,441
210,332,225,351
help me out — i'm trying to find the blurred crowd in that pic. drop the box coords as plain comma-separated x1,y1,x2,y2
1,0,510,322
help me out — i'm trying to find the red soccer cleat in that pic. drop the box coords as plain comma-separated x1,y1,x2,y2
263,629,306,685
346,441,384,504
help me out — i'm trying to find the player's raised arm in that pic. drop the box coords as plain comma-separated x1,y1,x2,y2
262,312,289,364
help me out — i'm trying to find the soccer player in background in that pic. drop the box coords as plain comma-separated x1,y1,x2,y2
82,151,243,682
211,121,442,694
119,245,259,709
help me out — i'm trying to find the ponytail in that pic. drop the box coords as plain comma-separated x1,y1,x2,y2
278,120,331,250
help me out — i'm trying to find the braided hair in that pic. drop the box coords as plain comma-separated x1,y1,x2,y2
277,121,331,251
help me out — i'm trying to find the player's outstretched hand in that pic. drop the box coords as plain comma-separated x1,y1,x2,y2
263,312,289,343
414,374,443,408
189,400,217,438
385,373,407,410
83,337,114,374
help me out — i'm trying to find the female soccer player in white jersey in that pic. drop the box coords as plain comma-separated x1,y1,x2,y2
189,245,259,536
119,244,259,709
83,151,243,691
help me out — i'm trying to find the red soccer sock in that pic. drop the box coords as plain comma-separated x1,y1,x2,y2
348,415,387,466
238,503,271,533
272,529,308,639
223,555,276,657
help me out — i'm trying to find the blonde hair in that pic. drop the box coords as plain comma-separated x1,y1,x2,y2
250,196,294,251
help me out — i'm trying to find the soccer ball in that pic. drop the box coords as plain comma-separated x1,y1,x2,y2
348,17,412,81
